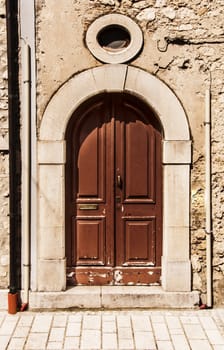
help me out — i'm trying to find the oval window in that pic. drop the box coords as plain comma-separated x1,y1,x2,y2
97,25,131,52
86,14,143,64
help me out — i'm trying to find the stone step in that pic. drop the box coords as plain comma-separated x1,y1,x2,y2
27,286,200,310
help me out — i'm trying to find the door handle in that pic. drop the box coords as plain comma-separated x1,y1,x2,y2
117,175,122,189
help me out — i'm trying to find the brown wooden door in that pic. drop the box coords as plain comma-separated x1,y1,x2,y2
66,94,162,286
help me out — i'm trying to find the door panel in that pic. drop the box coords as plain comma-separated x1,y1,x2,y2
75,217,106,266
123,217,156,266
78,128,100,198
66,93,162,286
77,105,107,202
125,120,155,201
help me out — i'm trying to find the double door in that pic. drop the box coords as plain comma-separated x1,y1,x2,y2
66,94,162,285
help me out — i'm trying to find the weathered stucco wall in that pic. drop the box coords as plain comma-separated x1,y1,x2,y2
35,0,224,304
0,0,9,288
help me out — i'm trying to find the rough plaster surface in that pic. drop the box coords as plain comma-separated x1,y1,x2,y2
0,0,9,288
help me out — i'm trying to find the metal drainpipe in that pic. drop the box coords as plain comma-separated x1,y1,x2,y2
6,0,20,294
205,87,213,308
21,41,31,308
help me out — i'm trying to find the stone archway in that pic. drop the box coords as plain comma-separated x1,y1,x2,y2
37,65,191,292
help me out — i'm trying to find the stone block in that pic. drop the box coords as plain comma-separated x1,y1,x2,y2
92,65,127,91
101,286,199,309
0,153,9,175
38,258,66,292
39,226,65,260
163,164,190,227
163,140,191,164
28,287,101,309
0,290,8,310
38,141,66,164
38,164,64,227
0,130,8,150
163,226,189,260
162,258,191,292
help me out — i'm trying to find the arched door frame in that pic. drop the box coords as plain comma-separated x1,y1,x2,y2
37,65,192,292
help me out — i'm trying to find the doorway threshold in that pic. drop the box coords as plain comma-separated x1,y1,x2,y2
28,286,200,310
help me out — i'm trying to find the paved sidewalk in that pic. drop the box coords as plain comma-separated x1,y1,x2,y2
0,309,224,350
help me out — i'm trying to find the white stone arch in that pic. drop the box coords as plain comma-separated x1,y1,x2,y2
37,65,192,292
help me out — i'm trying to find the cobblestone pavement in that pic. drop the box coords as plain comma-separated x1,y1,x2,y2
0,309,224,350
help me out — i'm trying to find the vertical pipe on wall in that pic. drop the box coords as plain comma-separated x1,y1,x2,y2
6,0,20,293
20,0,37,292
21,42,31,306
205,88,212,308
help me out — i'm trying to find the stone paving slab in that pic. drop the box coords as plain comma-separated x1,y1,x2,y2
0,309,223,350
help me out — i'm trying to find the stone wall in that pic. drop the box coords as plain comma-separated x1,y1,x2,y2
0,0,9,288
35,0,224,304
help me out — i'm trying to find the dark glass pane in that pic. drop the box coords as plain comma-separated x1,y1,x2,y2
97,25,130,51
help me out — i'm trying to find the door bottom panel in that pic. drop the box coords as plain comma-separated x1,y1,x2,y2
66,267,161,286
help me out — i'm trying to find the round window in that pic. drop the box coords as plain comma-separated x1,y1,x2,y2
86,14,143,64
97,25,131,52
